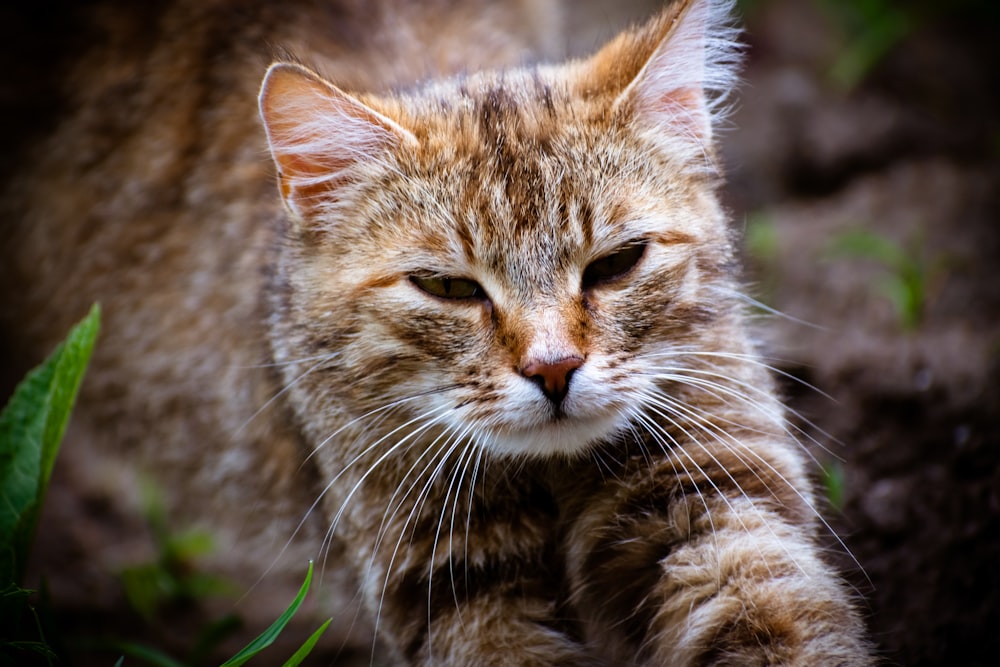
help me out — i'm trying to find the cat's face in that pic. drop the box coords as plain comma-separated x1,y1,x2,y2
261,0,740,459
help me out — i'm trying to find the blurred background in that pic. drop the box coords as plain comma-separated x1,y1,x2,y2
702,1,998,664
2,0,998,665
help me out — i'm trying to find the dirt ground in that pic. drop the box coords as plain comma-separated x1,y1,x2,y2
2,1,998,665
721,1,1000,664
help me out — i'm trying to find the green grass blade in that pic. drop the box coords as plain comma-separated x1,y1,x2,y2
219,561,315,667
826,229,906,268
0,304,100,585
280,618,332,667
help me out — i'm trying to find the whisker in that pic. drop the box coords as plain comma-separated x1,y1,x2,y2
306,384,464,462
248,391,457,598
437,434,480,629
626,408,722,564
236,350,343,370
310,403,456,591
639,351,836,458
645,386,869,583
633,391,790,578
423,430,477,652
463,432,488,598
232,353,338,437
631,374,868,583
445,433,483,623
384,433,464,659
643,347,843,452
715,286,827,330
371,421,469,655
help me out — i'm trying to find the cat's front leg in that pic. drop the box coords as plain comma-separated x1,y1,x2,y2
379,575,601,666
359,477,601,666
565,449,872,666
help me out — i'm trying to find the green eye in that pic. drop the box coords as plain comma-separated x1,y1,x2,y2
582,240,647,289
410,275,486,300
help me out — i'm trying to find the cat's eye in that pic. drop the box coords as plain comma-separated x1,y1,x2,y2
582,240,647,289
410,275,486,300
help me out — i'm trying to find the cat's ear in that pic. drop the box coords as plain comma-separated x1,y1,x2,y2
603,0,739,148
259,63,417,223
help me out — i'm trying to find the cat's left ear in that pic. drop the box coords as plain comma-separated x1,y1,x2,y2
611,0,739,148
259,63,418,223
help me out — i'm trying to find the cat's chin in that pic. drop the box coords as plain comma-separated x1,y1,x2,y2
483,413,624,459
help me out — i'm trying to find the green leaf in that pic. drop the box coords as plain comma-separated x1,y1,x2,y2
280,618,331,667
744,213,780,262
825,229,930,331
821,461,846,511
826,228,907,268
220,561,316,667
0,304,100,586
875,274,923,331
165,528,217,561
113,641,188,667
120,563,175,621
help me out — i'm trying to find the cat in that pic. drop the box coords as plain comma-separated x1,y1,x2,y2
0,0,872,664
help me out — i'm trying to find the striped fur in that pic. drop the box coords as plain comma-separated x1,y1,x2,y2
259,0,872,663
1,0,872,663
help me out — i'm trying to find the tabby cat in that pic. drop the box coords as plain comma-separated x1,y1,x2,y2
1,0,871,663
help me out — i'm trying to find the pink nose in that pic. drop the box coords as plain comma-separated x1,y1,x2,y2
519,356,584,406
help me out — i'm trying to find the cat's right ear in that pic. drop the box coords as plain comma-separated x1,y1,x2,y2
258,63,418,223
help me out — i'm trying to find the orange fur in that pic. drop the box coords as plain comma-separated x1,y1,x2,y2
1,0,871,663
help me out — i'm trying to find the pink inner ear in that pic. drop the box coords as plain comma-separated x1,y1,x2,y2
259,63,417,221
612,0,738,147
648,85,710,141
276,151,356,211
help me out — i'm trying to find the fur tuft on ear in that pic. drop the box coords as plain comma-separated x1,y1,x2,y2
606,0,741,151
258,63,417,223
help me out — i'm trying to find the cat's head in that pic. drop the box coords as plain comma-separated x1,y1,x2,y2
260,0,744,459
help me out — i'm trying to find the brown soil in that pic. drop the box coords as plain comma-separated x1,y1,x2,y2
723,2,1000,664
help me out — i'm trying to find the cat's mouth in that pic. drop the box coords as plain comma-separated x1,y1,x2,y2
484,411,624,458
550,405,570,421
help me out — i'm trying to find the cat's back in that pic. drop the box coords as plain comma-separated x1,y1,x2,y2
1,0,563,445
0,0,558,362
0,0,560,643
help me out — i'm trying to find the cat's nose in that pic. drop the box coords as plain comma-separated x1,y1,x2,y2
520,356,584,406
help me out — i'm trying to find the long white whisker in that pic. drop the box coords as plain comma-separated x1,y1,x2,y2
635,392,790,577
423,430,477,654
651,367,836,468
371,422,462,658
626,409,721,560
440,436,480,628
370,422,467,661
644,347,842,449
644,347,834,400
311,404,457,592
644,385,869,584
248,391,454,599
717,287,827,330
326,405,454,544
306,385,464,462
233,353,338,437
444,428,484,621
236,351,343,369
463,433,488,595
